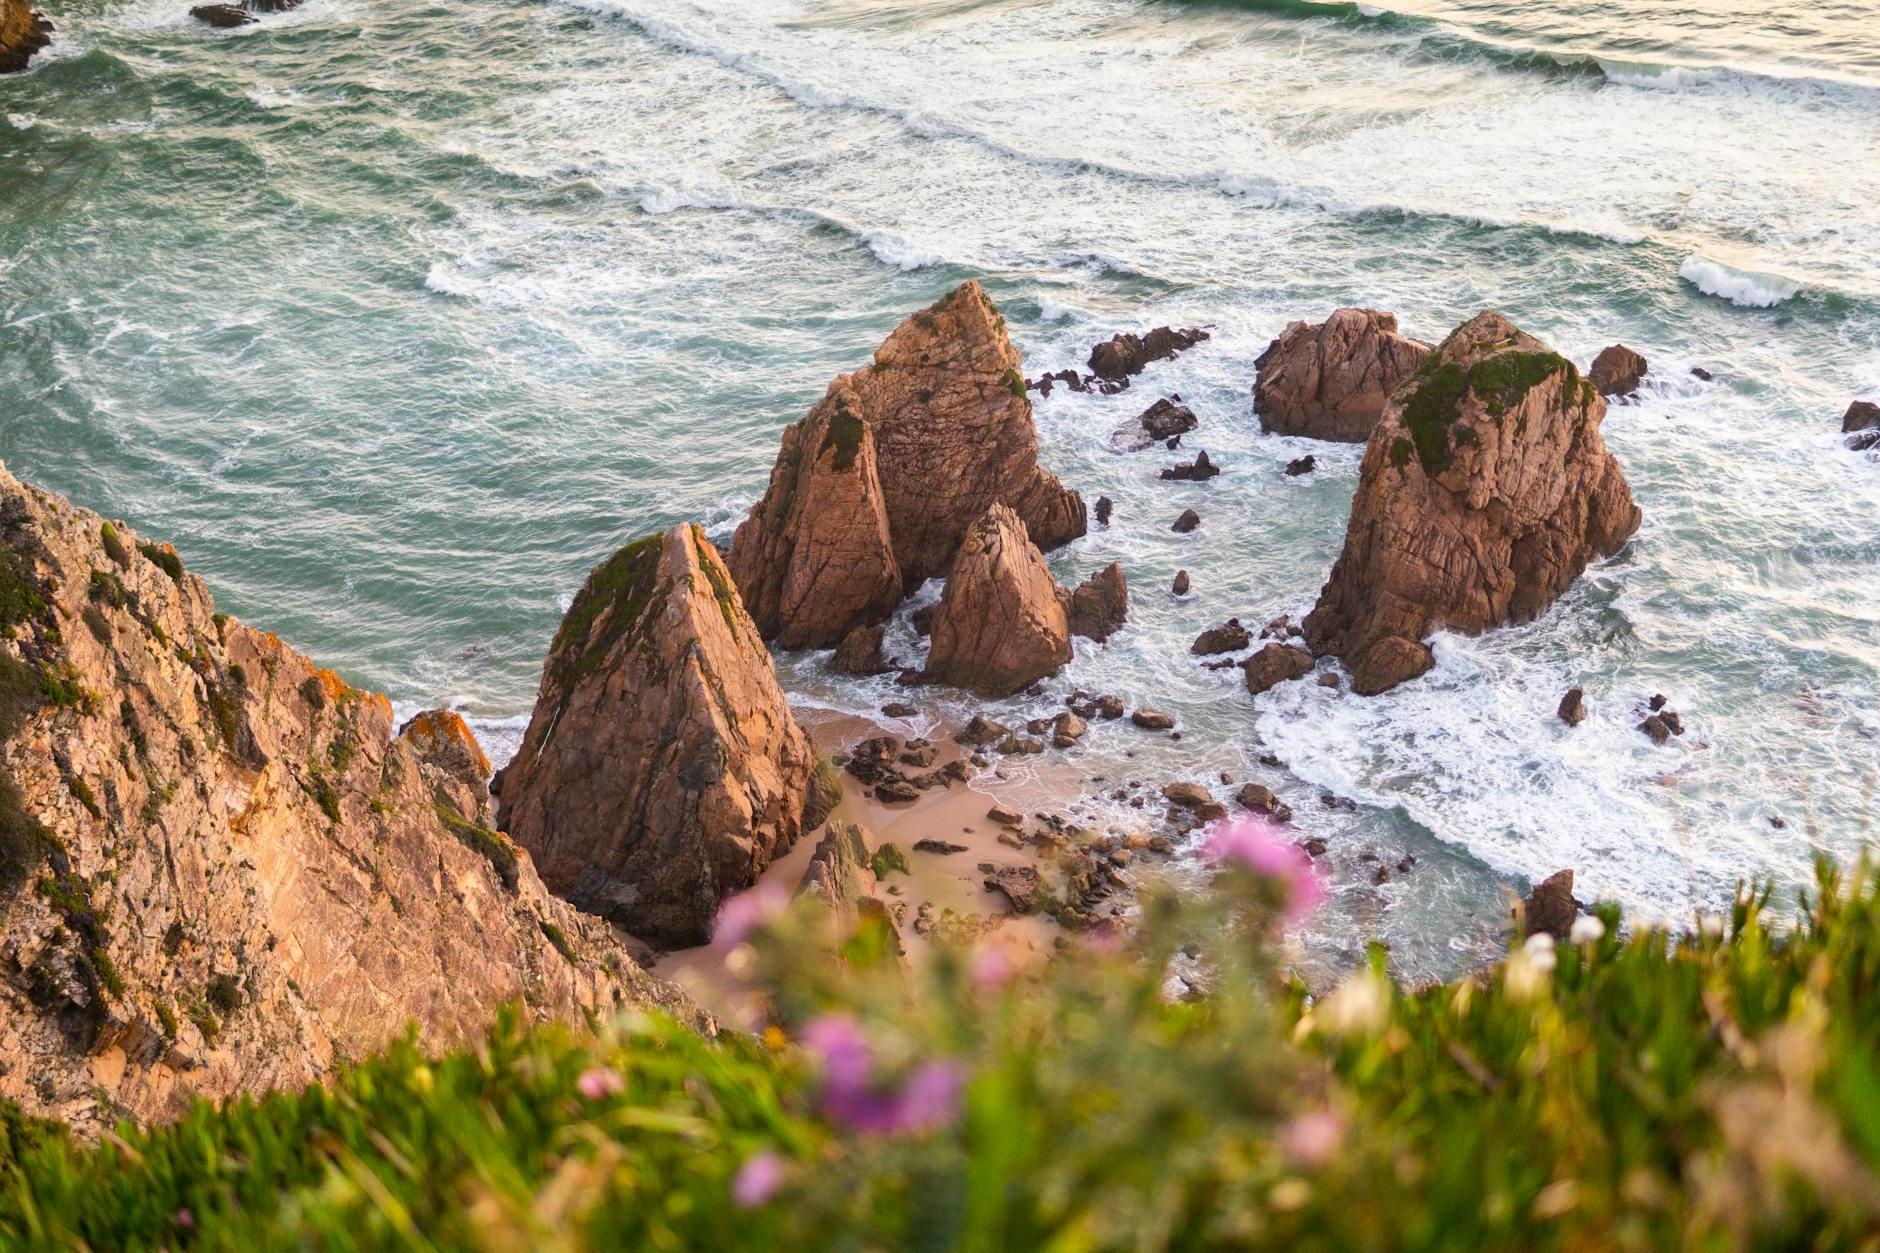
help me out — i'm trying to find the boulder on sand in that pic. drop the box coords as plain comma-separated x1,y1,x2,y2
1254,308,1432,444
924,504,1073,697
499,525,819,947
1303,311,1641,695
729,282,1085,647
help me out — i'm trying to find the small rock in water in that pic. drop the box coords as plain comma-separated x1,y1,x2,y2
1130,707,1175,731
1589,344,1648,398
1284,456,1317,477
1638,711,1685,745
1690,366,1713,381
1050,711,1087,748
1844,401,1880,450
1094,495,1114,525
1557,687,1586,727
1649,693,1668,711
1088,328,1210,384
1171,569,1190,596
881,702,919,718
1162,782,1213,810
1191,618,1251,656
1172,508,1200,534
1160,450,1219,482
1236,783,1292,822
191,3,256,25
1244,643,1314,696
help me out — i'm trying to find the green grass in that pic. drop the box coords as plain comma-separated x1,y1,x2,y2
1398,349,1573,475
435,804,520,891
137,543,184,584
547,535,668,702
8,861,1880,1249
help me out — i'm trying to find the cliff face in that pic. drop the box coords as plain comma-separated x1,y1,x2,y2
0,465,694,1132
728,282,1085,648
1303,313,1641,694
496,525,821,948
0,0,51,75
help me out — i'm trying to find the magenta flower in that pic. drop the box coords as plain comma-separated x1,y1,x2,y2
969,942,1013,990
801,1013,964,1135
1202,819,1326,921
576,1065,625,1100
1279,1109,1345,1166
713,883,789,948
732,1150,786,1208
174,1208,195,1231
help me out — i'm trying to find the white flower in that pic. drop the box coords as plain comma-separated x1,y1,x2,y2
1316,970,1392,1036
1522,931,1558,971
1698,913,1726,939
1569,915,1606,945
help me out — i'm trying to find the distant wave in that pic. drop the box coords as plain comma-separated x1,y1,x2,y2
1678,256,1802,309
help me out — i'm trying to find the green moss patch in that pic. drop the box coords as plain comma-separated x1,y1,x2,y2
137,543,184,584
436,805,520,892
1398,349,1571,474
549,536,667,701
818,404,866,473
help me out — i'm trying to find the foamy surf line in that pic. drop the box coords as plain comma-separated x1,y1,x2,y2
1679,256,1802,309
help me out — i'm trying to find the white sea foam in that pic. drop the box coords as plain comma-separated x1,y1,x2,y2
1678,255,1802,308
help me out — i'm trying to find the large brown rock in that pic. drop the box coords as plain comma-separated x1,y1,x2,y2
0,0,51,73
729,282,1084,646
924,504,1073,697
1588,345,1648,398
1255,309,1432,443
1064,562,1128,642
1304,312,1641,694
498,525,819,947
1844,401,1880,451
1522,869,1578,940
0,465,692,1133
1088,327,1209,383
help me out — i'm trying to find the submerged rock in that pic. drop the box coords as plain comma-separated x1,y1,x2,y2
1589,344,1648,398
1094,495,1114,525
1110,397,1199,452
1284,455,1317,477
728,282,1084,646
924,504,1073,697
189,3,256,24
0,465,689,1133
1160,449,1220,482
1191,618,1251,656
1557,687,1587,727
1064,562,1129,642
1304,311,1640,695
499,525,819,947
1254,308,1432,444
1844,400,1880,451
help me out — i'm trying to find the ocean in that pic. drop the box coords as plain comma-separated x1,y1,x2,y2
2,0,1876,979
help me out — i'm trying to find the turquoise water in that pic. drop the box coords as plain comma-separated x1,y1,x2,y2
2,0,1877,978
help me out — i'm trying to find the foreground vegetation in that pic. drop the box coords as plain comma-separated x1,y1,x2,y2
5,830,1880,1250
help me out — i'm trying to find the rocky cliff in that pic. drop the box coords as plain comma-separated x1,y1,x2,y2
729,282,1085,647
497,525,822,948
1303,312,1640,694
1254,309,1432,443
0,465,691,1133
0,0,51,74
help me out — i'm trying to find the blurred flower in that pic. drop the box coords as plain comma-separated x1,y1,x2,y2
1569,915,1606,945
1699,912,1726,939
174,1208,195,1231
1280,1109,1345,1167
732,1151,786,1209
714,883,790,949
1202,820,1326,920
1505,948,1551,1001
1523,931,1558,972
1317,969,1390,1035
970,942,1014,990
801,1013,964,1135
576,1066,625,1100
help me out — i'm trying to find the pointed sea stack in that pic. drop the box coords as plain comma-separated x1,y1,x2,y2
1303,312,1640,695
498,525,819,947
0,465,689,1132
923,504,1073,697
728,281,1085,647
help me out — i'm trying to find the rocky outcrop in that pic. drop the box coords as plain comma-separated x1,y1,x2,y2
1254,309,1432,444
1588,345,1647,399
1845,401,1880,451
1088,327,1209,384
0,0,51,73
1244,643,1314,695
1303,312,1641,695
498,525,818,948
0,465,690,1133
1063,563,1128,642
1109,397,1198,452
797,821,895,943
830,624,894,676
729,283,1084,647
923,505,1072,697
1522,870,1578,939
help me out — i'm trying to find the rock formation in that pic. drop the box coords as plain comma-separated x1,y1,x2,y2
1845,401,1880,451
1303,312,1641,695
1088,327,1210,384
1244,643,1314,695
0,465,690,1132
923,505,1072,697
1063,563,1128,642
797,821,896,944
0,0,51,73
728,283,1085,647
830,624,894,676
498,525,819,947
1588,345,1648,399
1109,397,1198,452
1254,309,1432,443
1522,870,1579,939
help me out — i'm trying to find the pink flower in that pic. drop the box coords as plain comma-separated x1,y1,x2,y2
800,1013,964,1135
1279,1109,1345,1166
732,1150,786,1208
576,1065,625,1100
1202,819,1326,921
174,1208,195,1231
969,942,1013,991
713,883,789,948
